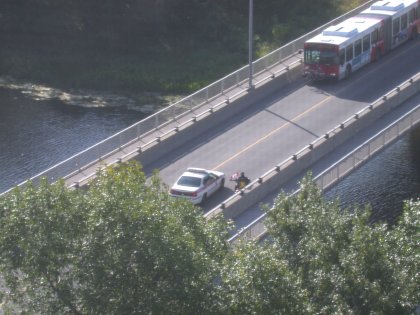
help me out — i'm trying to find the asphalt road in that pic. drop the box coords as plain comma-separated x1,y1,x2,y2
141,39,420,221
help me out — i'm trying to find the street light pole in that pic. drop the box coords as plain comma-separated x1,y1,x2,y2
248,0,253,90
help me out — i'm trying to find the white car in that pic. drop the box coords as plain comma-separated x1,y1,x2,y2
169,168,225,204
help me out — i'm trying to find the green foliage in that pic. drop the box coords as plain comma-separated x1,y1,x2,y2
0,168,417,313
220,241,310,315
0,161,230,314
0,178,86,313
264,174,420,314
0,0,369,93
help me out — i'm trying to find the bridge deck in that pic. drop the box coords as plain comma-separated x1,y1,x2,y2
64,54,303,188
232,91,420,240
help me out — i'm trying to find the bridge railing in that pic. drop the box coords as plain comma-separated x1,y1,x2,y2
228,74,420,244
1,1,375,195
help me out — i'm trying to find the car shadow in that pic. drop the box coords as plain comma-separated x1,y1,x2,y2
201,186,235,213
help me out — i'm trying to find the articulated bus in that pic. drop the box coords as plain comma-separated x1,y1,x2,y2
303,0,420,80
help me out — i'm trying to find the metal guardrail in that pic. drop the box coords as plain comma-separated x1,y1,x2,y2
228,75,420,244
1,1,375,195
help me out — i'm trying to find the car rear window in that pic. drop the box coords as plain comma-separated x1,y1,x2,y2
178,176,201,187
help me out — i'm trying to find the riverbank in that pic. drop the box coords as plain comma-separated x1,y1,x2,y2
0,76,184,113
0,1,367,102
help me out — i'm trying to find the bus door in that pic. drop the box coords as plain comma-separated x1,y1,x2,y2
352,38,364,71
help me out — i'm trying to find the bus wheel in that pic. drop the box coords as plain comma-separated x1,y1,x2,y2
410,27,418,40
376,48,382,61
345,65,352,79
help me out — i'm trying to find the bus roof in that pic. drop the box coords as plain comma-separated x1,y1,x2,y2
306,16,381,47
361,0,418,16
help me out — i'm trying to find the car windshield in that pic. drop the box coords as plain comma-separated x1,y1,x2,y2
177,176,201,187
305,49,338,65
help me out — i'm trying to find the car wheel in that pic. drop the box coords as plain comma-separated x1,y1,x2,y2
201,193,207,204
219,179,225,190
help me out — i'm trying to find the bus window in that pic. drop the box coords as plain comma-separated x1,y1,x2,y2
346,44,353,62
371,30,378,43
401,13,408,30
393,18,400,36
304,50,320,64
363,34,370,52
319,50,339,65
354,39,362,57
339,49,345,66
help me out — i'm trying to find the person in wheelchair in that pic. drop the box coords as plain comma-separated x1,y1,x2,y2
235,172,250,191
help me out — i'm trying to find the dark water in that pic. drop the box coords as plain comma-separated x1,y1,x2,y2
325,128,420,224
0,87,146,192
1,87,419,223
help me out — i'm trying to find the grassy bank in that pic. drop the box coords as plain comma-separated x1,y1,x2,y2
0,44,245,95
0,1,368,96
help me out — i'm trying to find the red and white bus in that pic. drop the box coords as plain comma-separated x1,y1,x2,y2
303,0,420,80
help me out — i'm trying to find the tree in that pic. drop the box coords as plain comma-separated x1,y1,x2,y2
0,161,230,314
264,174,419,314
1,168,417,314
219,241,311,315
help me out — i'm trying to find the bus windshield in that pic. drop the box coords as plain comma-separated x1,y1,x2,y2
305,49,338,65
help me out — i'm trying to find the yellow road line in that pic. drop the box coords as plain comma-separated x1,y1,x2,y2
212,94,332,169
212,40,419,170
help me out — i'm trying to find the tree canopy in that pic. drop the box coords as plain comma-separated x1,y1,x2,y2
0,166,418,314
0,0,368,92
262,175,420,314
1,0,359,51
0,162,230,314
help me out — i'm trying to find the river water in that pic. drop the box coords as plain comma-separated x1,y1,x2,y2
1,84,419,223
325,129,420,224
0,85,147,192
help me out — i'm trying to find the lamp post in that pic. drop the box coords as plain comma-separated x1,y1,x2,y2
248,0,253,90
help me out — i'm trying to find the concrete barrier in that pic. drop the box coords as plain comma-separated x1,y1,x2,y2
229,100,420,244
205,73,420,221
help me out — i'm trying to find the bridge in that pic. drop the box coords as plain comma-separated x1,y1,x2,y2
2,1,419,243
228,90,420,244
